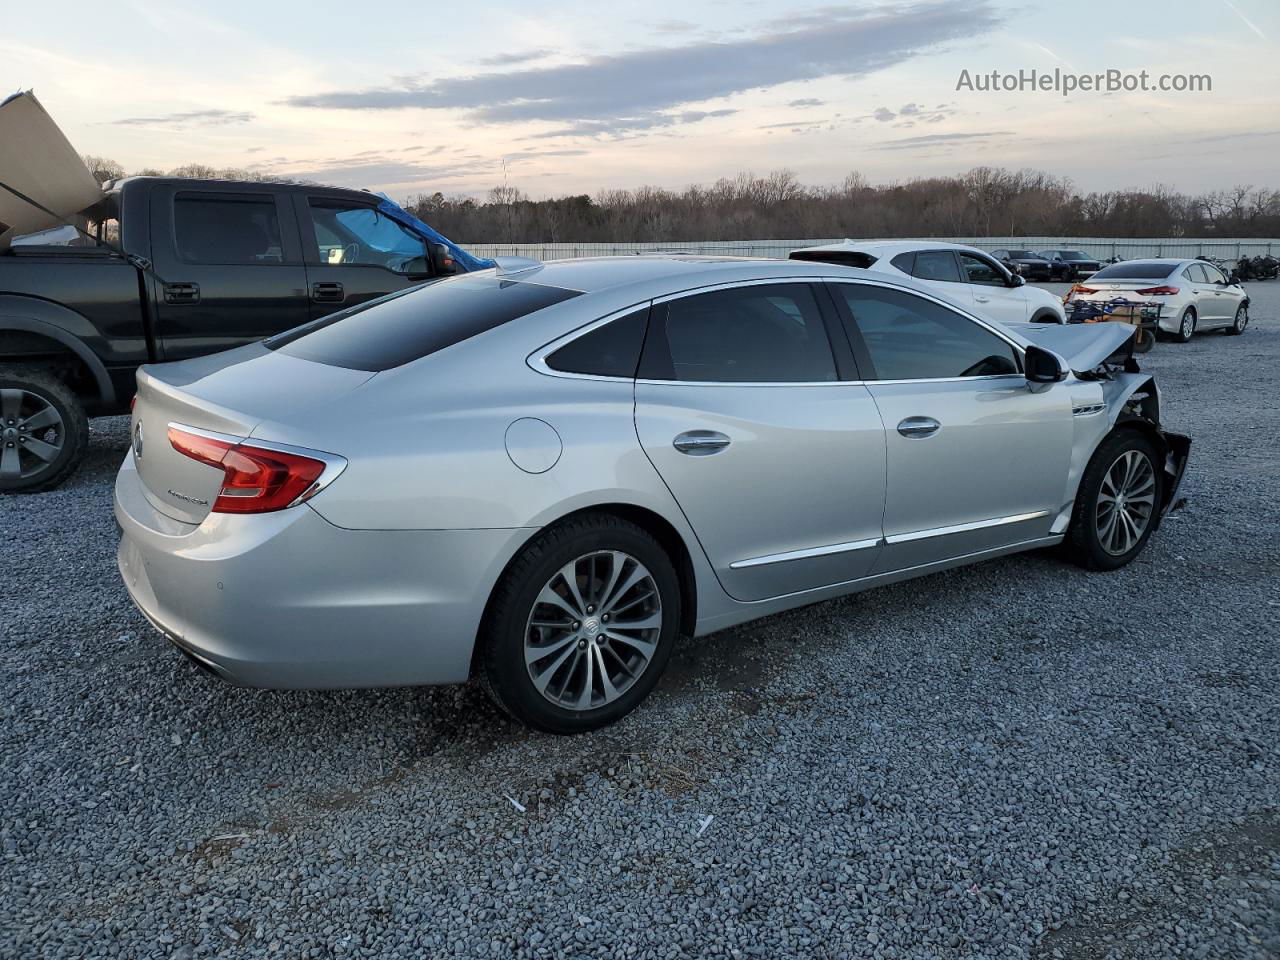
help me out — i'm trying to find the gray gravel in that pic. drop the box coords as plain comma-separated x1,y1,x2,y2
3,282,1278,960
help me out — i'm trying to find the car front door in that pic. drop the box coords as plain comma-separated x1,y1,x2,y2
632,280,887,602
295,196,436,319
958,252,1027,323
149,187,311,360
827,280,1074,572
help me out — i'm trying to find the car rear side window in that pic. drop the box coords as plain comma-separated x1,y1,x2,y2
911,251,962,282
271,274,582,371
640,283,837,383
174,194,285,264
546,308,649,378
834,285,1019,381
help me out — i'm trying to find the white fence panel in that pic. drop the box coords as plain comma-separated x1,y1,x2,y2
463,237,1280,262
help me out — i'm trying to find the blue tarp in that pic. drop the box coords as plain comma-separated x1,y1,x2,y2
374,194,494,273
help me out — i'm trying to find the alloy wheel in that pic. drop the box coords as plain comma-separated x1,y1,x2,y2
1234,305,1249,333
0,388,66,481
524,550,662,711
1095,449,1156,556
1180,310,1195,340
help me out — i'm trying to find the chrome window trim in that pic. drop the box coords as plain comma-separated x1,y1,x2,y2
167,422,348,508
528,273,1041,388
884,510,1052,545
730,536,882,570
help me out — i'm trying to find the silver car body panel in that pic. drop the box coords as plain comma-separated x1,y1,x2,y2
115,256,1182,689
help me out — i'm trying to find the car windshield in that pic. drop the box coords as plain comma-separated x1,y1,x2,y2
1090,261,1178,280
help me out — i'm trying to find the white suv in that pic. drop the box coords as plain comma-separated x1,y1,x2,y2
790,240,1067,325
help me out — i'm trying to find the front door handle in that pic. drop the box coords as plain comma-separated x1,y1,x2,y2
673,430,731,455
311,281,345,303
897,416,941,439
163,282,200,304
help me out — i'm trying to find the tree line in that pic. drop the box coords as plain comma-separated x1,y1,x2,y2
82,157,1280,241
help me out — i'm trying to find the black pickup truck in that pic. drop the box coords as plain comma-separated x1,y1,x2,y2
0,176,484,491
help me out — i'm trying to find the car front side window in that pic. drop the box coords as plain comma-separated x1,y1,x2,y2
640,283,837,383
307,201,430,275
958,253,1006,286
833,284,1019,381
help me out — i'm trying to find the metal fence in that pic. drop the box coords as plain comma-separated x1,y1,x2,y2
463,237,1280,262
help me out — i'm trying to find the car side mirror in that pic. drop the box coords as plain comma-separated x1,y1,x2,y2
1008,273,1026,288
430,242,458,275
1024,345,1067,383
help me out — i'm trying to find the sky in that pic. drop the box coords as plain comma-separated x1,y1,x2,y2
5,0,1280,201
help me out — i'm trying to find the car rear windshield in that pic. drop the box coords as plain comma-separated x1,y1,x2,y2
268,274,582,371
1090,261,1178,280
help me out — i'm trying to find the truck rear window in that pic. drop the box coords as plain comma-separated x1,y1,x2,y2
269,274,581,371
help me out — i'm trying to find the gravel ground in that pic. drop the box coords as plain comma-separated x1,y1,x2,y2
3,283,1278,960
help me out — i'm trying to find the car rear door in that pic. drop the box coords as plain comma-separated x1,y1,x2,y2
149,185,311,360
632,280,887,603
896,250,976,311
827,280,1073,572
293,195,435,319
1197,262,1235,324
1182,263,1220,322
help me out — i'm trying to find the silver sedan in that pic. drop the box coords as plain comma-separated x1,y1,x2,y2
115,257,1190,732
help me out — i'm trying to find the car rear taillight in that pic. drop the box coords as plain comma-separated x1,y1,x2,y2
167,426,331,513
1135,285,1180,296
1071,284,1097,295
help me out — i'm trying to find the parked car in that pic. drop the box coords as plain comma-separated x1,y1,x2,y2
0,176,485,491
789,240,1066,325
1037,249,1102,281
1066,258,1249,342
990,249,1054,281
116,256,1189,733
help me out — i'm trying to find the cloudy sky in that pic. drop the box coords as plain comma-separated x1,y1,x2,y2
6,0,1279,199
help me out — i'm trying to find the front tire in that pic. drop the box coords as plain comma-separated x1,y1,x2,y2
0,366,89,493
1226,303,1249,335
479,514,681,733
1064,430,1164,571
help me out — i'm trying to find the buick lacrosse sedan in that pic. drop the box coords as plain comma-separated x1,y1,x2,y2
116,257,1189,732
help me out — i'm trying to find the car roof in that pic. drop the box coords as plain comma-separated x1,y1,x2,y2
791,239,990,257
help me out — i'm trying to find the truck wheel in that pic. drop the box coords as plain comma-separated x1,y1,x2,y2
0,366,89,493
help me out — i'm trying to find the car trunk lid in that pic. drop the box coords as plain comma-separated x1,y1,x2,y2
132,343,374,524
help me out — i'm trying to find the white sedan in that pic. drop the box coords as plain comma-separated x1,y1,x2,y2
1066,258,1250,342
790,240,1067,325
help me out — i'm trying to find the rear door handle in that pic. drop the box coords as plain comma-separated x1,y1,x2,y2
673,430,731,455
163,282,199,304
897,416,940,438
974,295,991,303
311,281,345,303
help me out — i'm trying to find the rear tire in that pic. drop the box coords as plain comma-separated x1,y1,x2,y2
1226,303,1249,335
1173,307,1196,343
1064,430,1164,571
479,513,681,733
0,366,89,493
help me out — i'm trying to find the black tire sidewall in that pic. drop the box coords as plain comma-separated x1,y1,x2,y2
1177,308,1196,342
0,367,89,493
1228,304,1248,335
1066,430,1164,571
482,517,681,734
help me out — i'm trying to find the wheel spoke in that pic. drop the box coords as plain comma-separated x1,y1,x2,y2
535,585,581,621
593,551,626,609
576,644,596,709
601,564,648,616
606,630,657,661
0,389,21,423
557,561,589,616
609,588,656,618
607,611,662,632
0,444,19,479
530,641,578,694
591,644,619,703
20,406,60,432
20,436,60,463
525,631,579,666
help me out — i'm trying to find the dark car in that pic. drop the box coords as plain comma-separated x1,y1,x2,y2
990,249,1053,281
1038,249,1102,281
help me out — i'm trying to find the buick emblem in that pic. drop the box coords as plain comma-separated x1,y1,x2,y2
133,421,144,459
